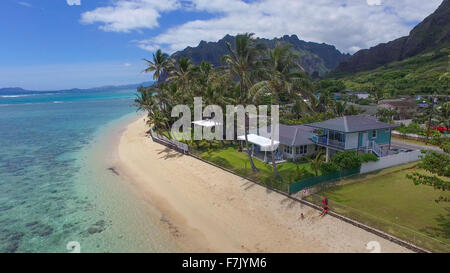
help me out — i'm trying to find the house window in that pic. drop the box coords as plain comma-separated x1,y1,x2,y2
372,130,377,138
284,146,292,154
329,131,344,142
296,145,308,155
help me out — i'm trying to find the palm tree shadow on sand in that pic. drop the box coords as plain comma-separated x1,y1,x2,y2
157,147,184,160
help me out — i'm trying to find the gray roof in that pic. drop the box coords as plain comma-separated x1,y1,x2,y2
262,124,314,146
305,115,398,133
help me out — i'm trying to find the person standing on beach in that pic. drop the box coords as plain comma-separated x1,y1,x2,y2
319,205,328,217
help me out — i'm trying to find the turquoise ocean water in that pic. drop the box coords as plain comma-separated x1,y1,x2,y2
0,89,178,253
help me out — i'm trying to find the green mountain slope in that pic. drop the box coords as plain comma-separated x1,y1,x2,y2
335,44,449,95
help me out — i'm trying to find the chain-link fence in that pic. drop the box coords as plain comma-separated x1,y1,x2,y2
288,168,360,194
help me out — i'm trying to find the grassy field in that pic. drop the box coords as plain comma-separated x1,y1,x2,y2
392,135,440,148
307,163,450,252
194,145,317,191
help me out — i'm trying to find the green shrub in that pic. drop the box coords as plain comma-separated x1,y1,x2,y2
332,150,362,170
397,123,425,135
357,98,370,105
294,166,314,181
359,153,379,163
320,162,339,175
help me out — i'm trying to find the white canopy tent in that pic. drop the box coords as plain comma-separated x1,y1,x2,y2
192,119,222,127
237,134,280,162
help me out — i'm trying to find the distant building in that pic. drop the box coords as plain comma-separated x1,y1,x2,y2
417,103,429,109
333,90,370,100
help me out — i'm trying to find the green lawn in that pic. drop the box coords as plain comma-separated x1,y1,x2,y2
392,135,440,148
307,163,450,252
195,145,317,191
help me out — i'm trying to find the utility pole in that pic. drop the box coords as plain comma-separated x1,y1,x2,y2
425,95,437,145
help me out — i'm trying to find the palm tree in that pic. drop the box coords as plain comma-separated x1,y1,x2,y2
376,108,397,123
316,90,334,113
134,85,171,136
333,101,347,116
147,110,170,137
248,43,315,178
134,86,155,113
291,98,308,119
368,82,384,103
167,57,193,91
221,33,262,173
309,150,324,176
142,49,170,83
259,43,316,105
344,104,364,116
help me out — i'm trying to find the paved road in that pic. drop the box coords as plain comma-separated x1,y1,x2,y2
391,139,444,153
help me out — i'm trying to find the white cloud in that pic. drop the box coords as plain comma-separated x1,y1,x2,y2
81,0,443,53
67,0,81,6
18,1,33,8
124,62,132,67
366,0,382,6
80,0,180,32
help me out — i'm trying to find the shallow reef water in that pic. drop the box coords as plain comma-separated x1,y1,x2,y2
0,90,178,253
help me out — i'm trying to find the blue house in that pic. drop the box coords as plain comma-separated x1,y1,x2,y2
306,115,398,161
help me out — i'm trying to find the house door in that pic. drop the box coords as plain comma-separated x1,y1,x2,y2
362,132,368,147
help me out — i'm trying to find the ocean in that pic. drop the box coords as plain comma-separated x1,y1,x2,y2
0,89,178,252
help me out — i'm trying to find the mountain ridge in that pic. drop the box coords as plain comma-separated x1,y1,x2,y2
0,81,155,95
171,34,350,75
334,0,450,74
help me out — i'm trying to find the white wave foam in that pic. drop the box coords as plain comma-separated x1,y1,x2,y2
0,95,32,98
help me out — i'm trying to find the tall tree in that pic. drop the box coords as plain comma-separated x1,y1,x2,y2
142,49,170,83
249,43,315,178
221,33,262,173
406,138,450,202
377,108,398,123
167,57,194,98
309,150,324,176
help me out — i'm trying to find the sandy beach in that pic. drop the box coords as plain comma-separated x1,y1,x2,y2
116,117,410,253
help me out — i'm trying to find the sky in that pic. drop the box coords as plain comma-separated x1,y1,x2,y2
0,0,443,90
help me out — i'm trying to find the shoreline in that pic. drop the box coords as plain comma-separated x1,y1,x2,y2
115,116,411,253
75,113,180,252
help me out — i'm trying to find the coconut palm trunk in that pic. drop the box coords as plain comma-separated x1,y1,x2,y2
271,149,281,179
243,128,258,172
244,108,258,172
222,33,261,173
